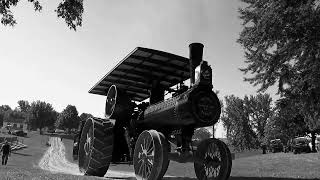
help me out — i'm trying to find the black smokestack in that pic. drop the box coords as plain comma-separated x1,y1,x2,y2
189,43,204,86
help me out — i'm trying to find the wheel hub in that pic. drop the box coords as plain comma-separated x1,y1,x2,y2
204,156,221,168
138,149,148,159
136,137,155,179
203,143,221,177
194,139,232,180
84,133,91,156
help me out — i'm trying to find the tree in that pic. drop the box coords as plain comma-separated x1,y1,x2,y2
47,110,59,129
56,105,80,133
238,0,320,152
79,112,93,122
221,95,258,151
0,0,83,30
264,97,309,144
0,113,3,127
193,128,212,141
4,109,24,120
0,105,12,127
16,100,31,127
221,93,273,151
0,105,12,112
28,100,55,133
244,94,273,145
17,100,30,113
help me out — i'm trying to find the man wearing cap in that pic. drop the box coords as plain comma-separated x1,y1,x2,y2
1,140,11,165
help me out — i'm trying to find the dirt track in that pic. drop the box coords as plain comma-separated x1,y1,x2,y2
38,137,136,179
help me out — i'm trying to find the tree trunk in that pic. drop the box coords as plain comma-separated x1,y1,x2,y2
311,131,316,152
262,144,266,154
39,120,43,135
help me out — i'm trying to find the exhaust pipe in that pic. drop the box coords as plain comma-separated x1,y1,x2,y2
189,43,204,86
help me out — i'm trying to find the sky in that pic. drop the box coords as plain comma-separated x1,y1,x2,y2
0,0,278,138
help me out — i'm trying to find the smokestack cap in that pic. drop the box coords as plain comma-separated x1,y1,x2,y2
189,43,204,49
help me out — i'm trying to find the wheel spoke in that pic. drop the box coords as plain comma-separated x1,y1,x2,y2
141,163,144,179
138,161,143,176
217,166,221,176
146,162,152,178
147,158,153,166
147,146,154,154
143,162,147,178
143,139,146,150
209,144,213,155
147,140,153,152
147,154,154,159
146,138,150,151
205,167,211,178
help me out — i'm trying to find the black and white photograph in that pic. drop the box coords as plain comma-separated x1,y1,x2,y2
0,0,320,180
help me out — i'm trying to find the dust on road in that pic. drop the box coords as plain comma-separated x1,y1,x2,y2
38,137,136,179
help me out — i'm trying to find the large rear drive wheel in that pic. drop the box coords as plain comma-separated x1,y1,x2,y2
78,117,113,177
133,130,168,180
194,138,232,180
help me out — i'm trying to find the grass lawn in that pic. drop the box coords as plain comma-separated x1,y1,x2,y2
231,152,320,179
63,138,320,180
1,132,319,180
0,131,105,180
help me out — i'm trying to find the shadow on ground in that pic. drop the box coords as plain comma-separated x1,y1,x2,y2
103,176,196,180
104,177,135,180
163,177,196,180
12,152,32,156
103,174,320,180
162,177,319,180
229,177,319,180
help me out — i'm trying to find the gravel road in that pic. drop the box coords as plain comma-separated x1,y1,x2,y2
38,137,136,179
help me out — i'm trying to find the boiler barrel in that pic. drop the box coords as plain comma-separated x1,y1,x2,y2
142,87,221,128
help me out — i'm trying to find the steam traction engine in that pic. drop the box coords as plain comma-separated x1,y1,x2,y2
73,43,232,180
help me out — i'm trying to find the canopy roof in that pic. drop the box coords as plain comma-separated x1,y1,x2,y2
89,47,191,102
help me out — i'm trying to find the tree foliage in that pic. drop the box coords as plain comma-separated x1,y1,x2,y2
4,109,24,120
238,0,320,136
221,95,258,151
264,97,308,144
47,110,59,129
244,93,273,143
193,128,212,140
79,112,93,122
28,100,55,133
17,100,30,113
0,0,83,30
221,93,273,150
56,105,79,132
0,105,12,127
0,105,12,112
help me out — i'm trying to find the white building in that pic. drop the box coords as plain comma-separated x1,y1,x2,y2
2,118,27,131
